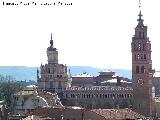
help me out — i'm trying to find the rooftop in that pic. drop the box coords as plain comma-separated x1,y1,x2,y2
22,115,52,120
91,108,146,119
66,86,133,91
154,71,160,77
73,72,93,77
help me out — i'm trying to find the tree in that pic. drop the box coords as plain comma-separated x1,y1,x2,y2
0,74,22,111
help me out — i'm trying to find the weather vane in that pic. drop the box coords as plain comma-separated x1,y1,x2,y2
139,0,141,10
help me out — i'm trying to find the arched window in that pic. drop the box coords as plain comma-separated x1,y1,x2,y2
121,94,124,98
136,66,139,73
138,43,141,50
137,54,140,59
105,94,108,98
144,54,146,59
141,66,145,73
96,94,98,98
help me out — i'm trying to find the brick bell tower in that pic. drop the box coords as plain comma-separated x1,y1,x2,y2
131,11,155,117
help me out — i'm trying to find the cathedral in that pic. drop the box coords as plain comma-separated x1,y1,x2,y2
37,10,156,118
37,34,72,92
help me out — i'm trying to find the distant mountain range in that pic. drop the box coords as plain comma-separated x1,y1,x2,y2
0,66,132,81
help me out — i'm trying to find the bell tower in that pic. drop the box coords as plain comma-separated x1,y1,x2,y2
47,33,58,64
38,34,71,93
131,11,155,117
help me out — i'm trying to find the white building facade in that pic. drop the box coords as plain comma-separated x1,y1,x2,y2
13,85,63,115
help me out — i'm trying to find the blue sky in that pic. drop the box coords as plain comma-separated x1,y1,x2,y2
0,0,160,70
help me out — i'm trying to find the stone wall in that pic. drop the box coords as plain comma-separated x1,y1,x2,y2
62,86,133,109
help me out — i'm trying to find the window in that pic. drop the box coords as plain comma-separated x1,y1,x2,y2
122,94,124,98
137,54,140,59
138,79,143,85
57,75,62,78
143,32,145,38
71,94,75,98
15,97,18,101
48,68,50,73
138,43,141,50
144,54,146,59
89,94,90,98
84,94,85,98
127,94,130,98
110,94,112,98
125,94,127,98
96,94,98,98
92,94,94,98
117,94,119,98
105,94,108,98
140,54,143,59
102,94,105,99
100,94,102,98
107,94,109,98
73,94,75,98
136,66,139,73
141,66,144,73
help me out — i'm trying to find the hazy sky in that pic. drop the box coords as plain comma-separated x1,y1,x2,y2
0,0,160,70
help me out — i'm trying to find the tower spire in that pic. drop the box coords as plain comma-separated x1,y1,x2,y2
137,0,144,27
50,33,53,47
51,33,53,40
